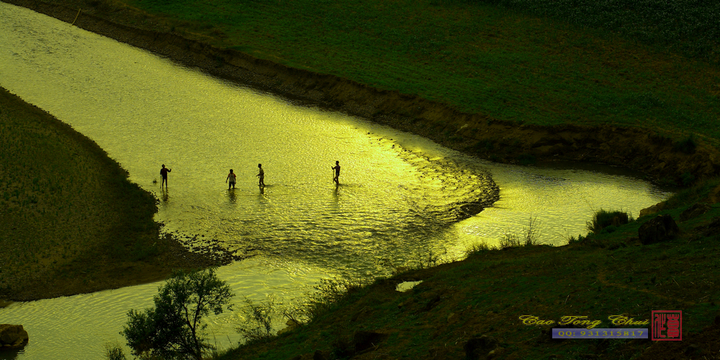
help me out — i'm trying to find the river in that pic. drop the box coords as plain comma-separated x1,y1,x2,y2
0,2,669,359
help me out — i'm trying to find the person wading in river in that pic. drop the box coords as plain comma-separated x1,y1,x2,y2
331,161,341,185
257,164,265,187
160,164,172,188
226,169,237,190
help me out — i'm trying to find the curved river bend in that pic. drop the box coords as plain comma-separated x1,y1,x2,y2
0,3,669,359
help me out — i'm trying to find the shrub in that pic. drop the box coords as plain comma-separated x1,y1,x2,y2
104,343,127,360
236,298,277,343
302,278,366,322
466,241,494,256
499,217,541,249
586,209,631,234
121,268,234,360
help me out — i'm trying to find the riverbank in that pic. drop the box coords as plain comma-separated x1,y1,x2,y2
217,183,720,359
3,0,720,187
0,87,224,302
2,1,720,358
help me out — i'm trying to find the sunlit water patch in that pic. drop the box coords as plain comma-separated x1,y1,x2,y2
0,2,669,359
0,258,330,360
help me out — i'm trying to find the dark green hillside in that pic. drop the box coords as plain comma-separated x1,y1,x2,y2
2,0,720,357
472,0,720,62
0,87,216,301
118,0,720,142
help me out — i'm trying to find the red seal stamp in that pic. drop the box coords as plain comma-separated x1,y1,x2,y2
651,310,682,341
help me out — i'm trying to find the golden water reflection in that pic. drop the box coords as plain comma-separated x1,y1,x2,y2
0,3,670,359
0,3,499,277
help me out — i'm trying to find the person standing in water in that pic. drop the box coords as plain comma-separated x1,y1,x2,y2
331,161,341,185
257,164,265,187
226,169,237,190
160,164,172,188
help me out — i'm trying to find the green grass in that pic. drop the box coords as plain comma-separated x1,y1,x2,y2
587,209,632,234
469,0,720,62
87,0,720,146
213,179,720,358
7,0,720,355
0,87,203,301
215,191,720,358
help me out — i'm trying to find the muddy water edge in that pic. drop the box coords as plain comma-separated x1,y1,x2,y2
4,0,720,185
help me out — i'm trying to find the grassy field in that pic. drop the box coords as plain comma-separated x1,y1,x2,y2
4,0,720,357
0,87,215,301
471,0,720,62
78,1,718,358
95,0,720,146
214,183,720,359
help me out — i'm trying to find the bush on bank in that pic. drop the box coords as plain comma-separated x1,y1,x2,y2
122,268,234,360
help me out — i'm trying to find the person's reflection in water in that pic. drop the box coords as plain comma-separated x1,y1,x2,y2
228,188,237,203
161,186,169,203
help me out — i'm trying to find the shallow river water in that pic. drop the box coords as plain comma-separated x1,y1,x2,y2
0,2,670,359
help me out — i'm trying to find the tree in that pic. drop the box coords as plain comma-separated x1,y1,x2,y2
122,268,234,360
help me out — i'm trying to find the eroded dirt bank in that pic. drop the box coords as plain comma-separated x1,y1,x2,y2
5,0,720,184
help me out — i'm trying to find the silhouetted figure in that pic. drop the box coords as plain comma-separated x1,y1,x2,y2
160,164,172,188
226,169,236,190
257,164,265,187
331,161,341,185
